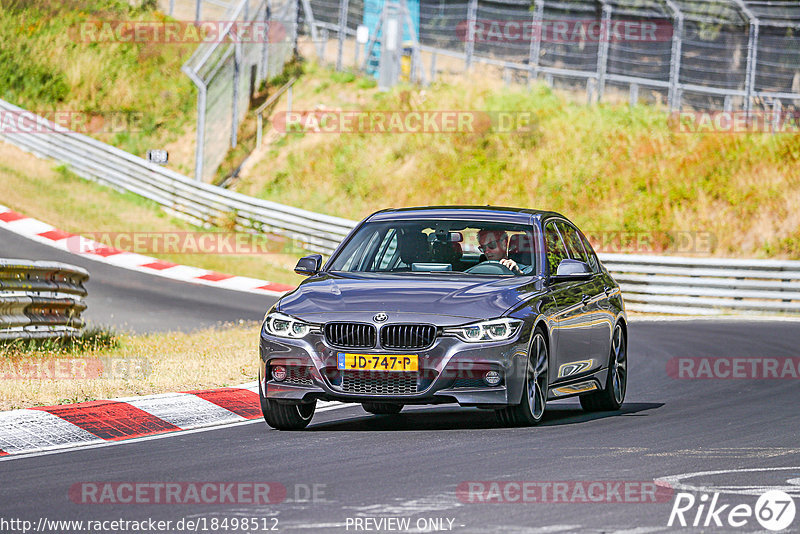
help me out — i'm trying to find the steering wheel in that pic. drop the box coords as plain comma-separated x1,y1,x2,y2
464,260,516,275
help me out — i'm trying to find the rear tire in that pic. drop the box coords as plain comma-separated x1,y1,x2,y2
496,328,548,427
259,375,315,430
580,322,627,412
362,402,403,415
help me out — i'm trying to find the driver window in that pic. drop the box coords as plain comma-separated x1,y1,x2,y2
544,221,568,275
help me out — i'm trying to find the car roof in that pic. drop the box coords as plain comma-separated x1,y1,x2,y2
366,206,565,224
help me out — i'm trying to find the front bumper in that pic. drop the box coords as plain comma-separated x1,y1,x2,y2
259,327,532,408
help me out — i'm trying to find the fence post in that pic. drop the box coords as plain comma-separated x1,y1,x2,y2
185,71,207,181
772,98,781,133
464,0,477,70
527,0,544,83
594,3,612,103
232,40,242,148
336,0,350,71
261,0,271,80
744,21,760,118
664,1,683,112
732,0,759,118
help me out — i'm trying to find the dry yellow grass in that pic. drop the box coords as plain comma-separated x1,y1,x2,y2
237,61,800,259
0,322,260,410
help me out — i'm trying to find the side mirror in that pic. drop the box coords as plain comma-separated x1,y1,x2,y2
294,254,322,276
550,259,592,282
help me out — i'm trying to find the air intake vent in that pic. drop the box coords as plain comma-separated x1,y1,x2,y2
341,372,418,395
325,322,376,348
380,324,436,349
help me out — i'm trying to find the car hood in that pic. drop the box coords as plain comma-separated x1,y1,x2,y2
278,272,543,323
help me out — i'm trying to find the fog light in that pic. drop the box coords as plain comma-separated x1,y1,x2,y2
271,365,287,382
484,370,502,386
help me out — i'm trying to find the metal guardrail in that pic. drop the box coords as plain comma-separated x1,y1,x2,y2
0,259,89,340
256,76,297,148
0,98,354,256
600,253,800,315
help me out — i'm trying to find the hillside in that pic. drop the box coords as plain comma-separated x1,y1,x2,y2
237,62,800,259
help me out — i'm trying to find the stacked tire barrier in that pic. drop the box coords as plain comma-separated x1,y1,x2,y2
0,260,89,340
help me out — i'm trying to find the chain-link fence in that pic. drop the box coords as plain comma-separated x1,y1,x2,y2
305,0,800,112
165,0,298,181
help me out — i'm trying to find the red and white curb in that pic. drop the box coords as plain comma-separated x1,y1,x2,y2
0,383,345,457
0,204,296,296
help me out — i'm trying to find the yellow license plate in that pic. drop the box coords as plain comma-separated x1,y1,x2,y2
337,353,418,372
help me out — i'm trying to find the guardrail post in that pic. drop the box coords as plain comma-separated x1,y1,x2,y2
336,0,350,71
595,3,612,103
629,83,639,107
527,0,544,83
464,0,477,70
664,1,684,112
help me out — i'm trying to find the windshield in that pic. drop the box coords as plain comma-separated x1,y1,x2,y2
328,219,539,275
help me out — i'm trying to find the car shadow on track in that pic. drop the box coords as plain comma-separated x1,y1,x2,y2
309,402,663,431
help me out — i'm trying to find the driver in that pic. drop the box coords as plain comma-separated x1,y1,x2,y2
477,229,521,273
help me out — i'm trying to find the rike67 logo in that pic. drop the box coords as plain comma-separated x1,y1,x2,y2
668,490,796,531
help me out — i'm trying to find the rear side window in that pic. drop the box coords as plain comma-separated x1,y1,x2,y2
579,231,600,272
558,221,590,265
544,221,568,275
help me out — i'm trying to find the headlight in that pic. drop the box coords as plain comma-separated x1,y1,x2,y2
263,312,315,338
444,318,522,343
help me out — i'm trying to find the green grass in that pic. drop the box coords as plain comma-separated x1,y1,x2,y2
0,0,197,162
238,63,800,259
0,326,119,356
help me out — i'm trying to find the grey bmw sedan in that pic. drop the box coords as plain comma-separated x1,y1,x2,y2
259,206,627,430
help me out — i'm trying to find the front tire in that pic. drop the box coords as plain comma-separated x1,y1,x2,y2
496,328,548,427
259,376,315,430
361,402,403,415
580,322,627,412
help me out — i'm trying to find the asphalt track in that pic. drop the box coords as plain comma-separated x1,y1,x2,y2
0,226,274,333
2,229,800,533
